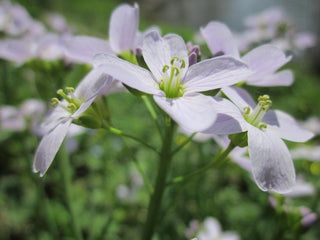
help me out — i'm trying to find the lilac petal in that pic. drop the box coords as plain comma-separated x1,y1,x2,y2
246,70,294,87
222,86,256,110
248,125,296,193
263,110,314,142
33,119,72,177
142,31,188,81
153,94,217,132
200,21,240,58
203,97,247,135
242,44,292,79
66,36,113,64
184,56,251,93
109,3,139,54
73,74,113,118
93,53,161,95
74,66,113,100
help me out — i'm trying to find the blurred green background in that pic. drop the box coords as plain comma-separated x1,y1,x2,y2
1,0,320,239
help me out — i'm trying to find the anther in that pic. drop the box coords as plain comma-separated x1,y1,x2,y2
67,103,77,113
170,56,179,65
162,65,169,73
243,106,251,114
51,98,59,107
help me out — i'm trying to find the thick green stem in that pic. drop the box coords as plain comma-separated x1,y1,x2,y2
58,145,83,240
142,119,175,240
168,142,236,185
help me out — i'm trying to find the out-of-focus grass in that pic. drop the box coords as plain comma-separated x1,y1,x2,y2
1,0,320,240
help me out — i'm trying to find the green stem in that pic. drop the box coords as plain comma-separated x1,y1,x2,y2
58,144,83,240
142,119,175,240
167,142,236,185
102,121,159,154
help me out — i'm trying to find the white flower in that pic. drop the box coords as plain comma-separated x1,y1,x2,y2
201,21,293,87
204,86,313,193
33,68,113,176
93,31,251,132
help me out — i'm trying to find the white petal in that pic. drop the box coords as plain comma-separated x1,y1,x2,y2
184,56,251,93
203,97,247,135
263,110,314,142
248,125,296,193
200,21,240,58
142,31,188,81
33,119,72,177
109,3,139,53
222,86,256,110
242,44,291,79
153,94,217,132
246,70,294,87
65,36,113,64
93,54,161,95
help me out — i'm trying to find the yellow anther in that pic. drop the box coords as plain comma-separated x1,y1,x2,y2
67,103,77,113
180,59,186,68
243,106,251,114
162,65,169,73
51,98,59,107
170,56,179,65
65,87,75,93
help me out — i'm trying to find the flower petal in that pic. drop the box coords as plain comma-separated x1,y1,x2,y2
246,69,294,87
153,94,217,132
242,44,291,79
93,53,161,95
184,56,251,93
222,86,256,110
248,125,296,193
142,31,189,81
263,110,314,142
203,97,247,135
33,119,72,177
201,21,240,58
65,36,113,64
109,3,139,53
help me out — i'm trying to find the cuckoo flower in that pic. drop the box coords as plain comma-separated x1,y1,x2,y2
201,21,293,86
33,68,113,176
93,31,251,132
204,86,313,193
66,3,141,64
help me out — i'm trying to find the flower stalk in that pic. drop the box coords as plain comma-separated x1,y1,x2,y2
142,119,175,240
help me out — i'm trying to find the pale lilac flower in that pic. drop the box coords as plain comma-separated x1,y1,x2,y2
283,177,315,198
33,68,113,176
299,117,320,135
93,31,251,132
0,105,25,131
205,87,313,193
66,3,140,64
45,13,71,34
194,217,240,240
0,1,33,36
300,207,317,227
201,21,293,86
293,32,316,50
244,6,289,30
290,145,320,162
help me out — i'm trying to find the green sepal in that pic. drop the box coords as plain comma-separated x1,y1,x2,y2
73,98,110,129
228,132,248,148
123,83,146,97
118,51,138,65
200,89,220,96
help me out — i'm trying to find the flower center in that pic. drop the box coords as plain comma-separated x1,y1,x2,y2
243,95,272,130
51,87,83,114
159,57,185,98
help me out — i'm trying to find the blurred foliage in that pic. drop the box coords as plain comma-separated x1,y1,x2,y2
1,0,320,240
